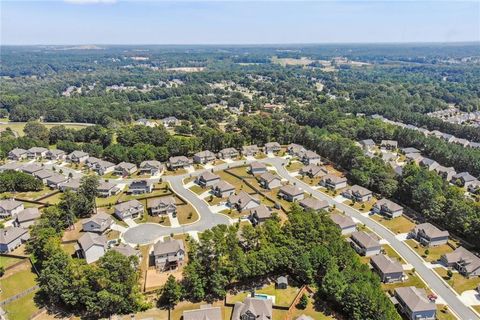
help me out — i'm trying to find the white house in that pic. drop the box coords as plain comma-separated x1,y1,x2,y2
76,232,107,264
0,199,24,219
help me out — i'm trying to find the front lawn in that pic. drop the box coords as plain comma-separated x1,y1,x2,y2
381,270,426,292
436,305,458,320
286,161,304,172
371,215,416,234
405,239,455,262
176,202,199,225
383,244,405,264
435,268,480,294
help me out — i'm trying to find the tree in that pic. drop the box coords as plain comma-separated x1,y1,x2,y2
296,293,308,310
158,275,182,311
24,121,49,142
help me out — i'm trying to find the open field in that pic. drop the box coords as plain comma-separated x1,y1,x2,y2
0,122,91,137
271,56,315,66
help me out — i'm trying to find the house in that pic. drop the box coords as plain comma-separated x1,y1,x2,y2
350,231,381,256
67,150,89,163
380,140,398,150
196,171,220,187
434,165,456,181
212,180,236,198
183,305,222,320
242,145,260,156
264,142,281,154
299,197,329,211
97,181,121,197
114,199,144,220
341,185,372,202
114,162,137,176
59,178,81,192
82,213,113,234
406,152,424,163
136,118,157,127
13,208,41,228
148,196,177,215
27,147,48,158
85,157,101,169
153,238,185,271
193,150,216,164
276,276,288,289
168,156,193,170
93,160,116,175
46,174,68,188
370,254,404,283
161,116,180,127
453,138,470,147
228,191,260,211
128,180,153,194
372,198,403,218
232,297,272,320
430,130,443,139
0,199,24,218
319,174,347,190
249,205,273,225
33,169,54,183
469,142,480,149
419,158,439,171
0,227,30,253
46,149,66,160
299,164,327,178
20,163,43,175
330,213,357,235
139,160,164,175
410,223,449,247
8,148,28,160
287,143,306,157
75,232,107,264
249,161,267,175
360,139,376,150
0,161,24,172
301,150,321,165
451,172,477,188
111,243,141,260
218,147,239,159
393,287,436,320
468,180,480,194
441,247,480,277
441,133,455,143
400,147,420,154
278,185,304,202
259,172,282,189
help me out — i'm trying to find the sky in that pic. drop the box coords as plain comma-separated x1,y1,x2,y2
1,1,479,45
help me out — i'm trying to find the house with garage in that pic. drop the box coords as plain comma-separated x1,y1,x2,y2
409,223,449,247
299,197,329,212
27,147,48,159
85,157,101,169
218,147,239,160
97,181,121,197
370,254,404,283
114,162,137,176
434,165,456,181
452,137,469,147
400,147,420,155
46,149,66,160
441,133,455,143
380,140,398,150
111,243,141,261
212,181,236,198
183,305,222,320
46,174,68,189
153,238,185,271
0,199,24,218
93,160,116,175
196,171,220,187
299,164,328,178
114,199,144,220
350,231,382,256
264,142,281,154
249,161,267,175
287,143,306,157
14,208,41,228
232,297,272,320
161,116,180,127
139,160,164,176
301,150,321,165
228,191,260,211
0,162,24,172
441,247,480,278
75,232,107,264
406,152,424,164
128,180,153,194
67,150,89,163
278,185,304,202
330,214,357,235
8,148,28,160
59,178,81,192
468,180,480,194
341,185,373,203
193,150,217,164
168,156,193,170
0,227,30,253
451,172,478,188
242,144,260,157
360,139,376,150
259,172,282,189
372,198,403,218
33,169,54,183
419,158,439,171
82,213,113,234
248,205,273,225
148,196,177,215
319,174,348,190
393,287,436,320
20,163,42,175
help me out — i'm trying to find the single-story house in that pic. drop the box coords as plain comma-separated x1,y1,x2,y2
139,160,164,176
393,286,436,320
232,297,272,320
21,163,43,175
8,148,28,160
46,149,66,160
419,158,439,171
0,199,24,219
59,178,81,192
380,140,398,150
409,223,449,247
350,231,382,256
75,232,107,264
330,214,357,235
97,181,121,197
128,180,153,194
114,162,137,176
441,246,480,278
27,147,48,159
370,254,404,283
33,169,54,183
400,147,420,155
249,205,273,225
341,185,372,202
242,145,260,156
153,238,185,271
299,164,328,178
183,305,222,320
193,150,216,164
212,181,236,198
196,171,220,187
168,156,193,170
114,199,144,220
249,161,267,175
13,208,41,228
228,191,260,211
264,142,281,154
299,197,329,211
67,150,89,163
218,147,239,159
0,227,30,253
46,174,68,189
82,213,114,234
259,172,282,189
301,150,321,165
148,196,177,215
278,185,304,202
372,198,403,218
319,174,348,190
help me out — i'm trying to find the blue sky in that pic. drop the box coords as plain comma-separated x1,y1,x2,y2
1,1,479,45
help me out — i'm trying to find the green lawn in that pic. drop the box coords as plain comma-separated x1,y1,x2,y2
371,215,416,234
0,256,24,269
286,161,304,172
383,244,405,264
435,268,480,294
436,305,458,320
0,269,37,300
96,192,124,207
0,122,88,137
256,283,300,307
381,270,426,292
3,291,41,320
40,192,63,205
290,298,337,320
189,184,205,195
405,239,455,262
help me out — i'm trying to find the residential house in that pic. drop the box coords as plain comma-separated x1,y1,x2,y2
276,276,288,289
430,130,443,139
380,140,398,150
0,227,30,253
451,172,478,188
67,150,89,163
0,162,24,172
441,133,455,143
249,161,267,175
218,147,239,159
111,243,141,260
468,180,480,194
114,162,137,176
136,118,157,127
139,160,164,175
114,199,144,220
341,185,372,202
193,150,217,164
13,208,41,228
8,148,28,160
299,197,329,211
33,169,54,183
301,150,321,165
410,223,449,247
330,214,357,235
320,174,348,190
370,254,404,283
469,142,480,149
232,297,272,320
93,160,116,175
264,142,281,154
148,196,177,215
196,171,220,187
228,191,260,211
419,158,439,171
350,231,382,256
242,145,260,157
393,287,436,320
299,164,327,178
85,157,101,169
372,198,403,218
27,147,48,159
46,149,66,160
0,199,24,218
59,179,81,192
128,180,153,194
20,163,43,175
153,238,185,271
360,139,376,150
97,181,121,197
82,213,113,234
400,147,420,155
161,116,180,127
75,232,107,264
259,172,282,189
441,247,480,278
406,152,424,164
46,174,68,189
168,156,193,170
249,205,273,225
453,137,470,147
287,143,307,157
278,185,304,202
212,181,236,198
434,165,456,181
183,305,222,320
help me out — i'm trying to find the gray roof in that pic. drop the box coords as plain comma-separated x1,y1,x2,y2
213,180,235,192
401,147,420,154
9,148,27,157
279,184,303,197
129,180,153,188
330,214,356,229
83,213,113,227
299,197,328,210
219,147,239,156
249,161,266,170
351,231,380,249
322,173,347,184
198,171,220,182
442,247,480,274
59,179,81,190
46,174,68,185
69,150,88,158
16,208,41,223
46,149,65,156
371,254,403,274
394,287,436,313
28,147,48,153
0,162,24,171
34,169,54,179
21,163,43,174
299,164,327,176
232,297,272,320
452,172,476,183
250,205,272,219
265,142,281,148
169,156,191,164
153,238,184,256
194,150,216,158
115,162,137,171
0,227,28,244
140,160,163,169
0,199,23,211
260,172,281,183
420,158,438,167
348,184,372,197
148,196,176,208
360,139,375,146
375,198,403,212
98,181,117,191
95,160,116,170
77,232,107,251
414,223,449,239
183,305,222,320
228,191,260,210
114,199,143,213
111,243,139,258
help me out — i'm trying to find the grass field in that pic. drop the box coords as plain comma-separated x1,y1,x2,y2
0,122,90,137
434,268,480,294
0,256,24,269
3,291,41,320
290,298,337,320
405,239,455,262
436,305,458,320
286,161,304,172
255,283,300,307
0,268,37,300
381,270,426,291
371,215,416,234
383,244,406,264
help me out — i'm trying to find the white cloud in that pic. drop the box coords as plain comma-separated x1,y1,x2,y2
64,0,117,4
